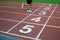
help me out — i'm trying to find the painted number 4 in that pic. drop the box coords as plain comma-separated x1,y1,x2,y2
19,25,34,33
31,17,41,22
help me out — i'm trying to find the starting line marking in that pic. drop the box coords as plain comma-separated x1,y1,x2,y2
0,31,42,40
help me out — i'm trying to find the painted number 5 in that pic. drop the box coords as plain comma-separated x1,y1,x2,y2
19,25,34,33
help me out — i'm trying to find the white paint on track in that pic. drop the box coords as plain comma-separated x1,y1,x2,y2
6,4,44,33
35,4,58,39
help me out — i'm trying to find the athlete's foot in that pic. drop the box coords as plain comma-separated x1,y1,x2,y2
27,9,32,12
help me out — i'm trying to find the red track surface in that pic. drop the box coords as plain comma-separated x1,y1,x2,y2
0,2,60,40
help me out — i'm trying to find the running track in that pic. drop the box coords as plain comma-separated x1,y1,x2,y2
0,2,60,40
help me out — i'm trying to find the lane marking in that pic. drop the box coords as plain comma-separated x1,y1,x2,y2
23,21,43,25
46,25,60,29
0,18,60,29
23,22,60,29
55,11,60,12
0,10,60,18
0,3,42,6
0,6,35,10
0,31,39,40
0,6,18,8
0,11,47,16
0,4,41,9
19,25,35,33
0,11,28,15
0,3,59,39
35,4,58,39
0,18,19,22
6,4,45,33
31,17,41,22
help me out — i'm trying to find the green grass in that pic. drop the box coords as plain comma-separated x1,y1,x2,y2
0,0,60,4
33,0,60,4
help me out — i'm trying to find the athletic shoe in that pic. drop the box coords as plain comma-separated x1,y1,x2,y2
27,9,32,12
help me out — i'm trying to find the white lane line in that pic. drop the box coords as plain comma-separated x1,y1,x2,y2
0,18,19,22
55,11,60,12
0,11,28,15
6,4,44,33
23,21,43,26
0,3,42,6
1,11,60,19
2,10,60,19
35,4,58,39
0,5,22,9
52,17,60,19
0,6,18,8
0,31,38,40
0,18,60,29
46,25,60,29
0,6,35,10
0,5,40,10
23,22,60,29
0,11,48,17
1,10,60,19
0,17,43,25
0,17,59,28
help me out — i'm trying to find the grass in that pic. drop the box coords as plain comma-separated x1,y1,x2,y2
0,0,60,4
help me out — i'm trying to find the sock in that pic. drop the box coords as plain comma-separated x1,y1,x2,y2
28,9,30,10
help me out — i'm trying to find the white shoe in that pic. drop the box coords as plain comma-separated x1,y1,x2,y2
27,9,32,12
